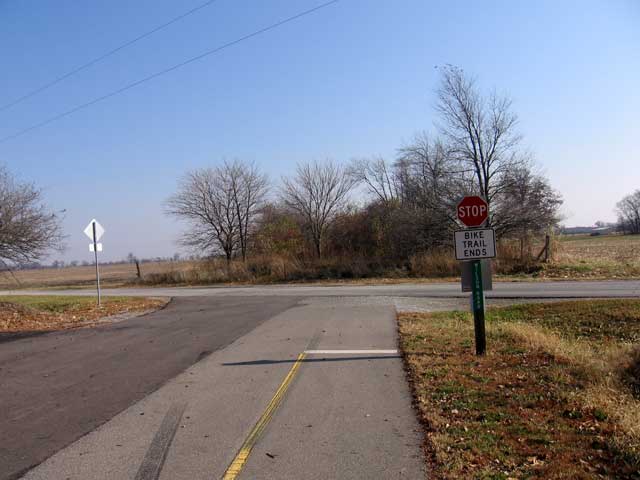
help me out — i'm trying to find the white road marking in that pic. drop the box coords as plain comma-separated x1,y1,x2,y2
304,349,398,355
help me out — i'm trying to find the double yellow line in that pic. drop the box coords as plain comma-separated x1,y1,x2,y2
222,352,307,479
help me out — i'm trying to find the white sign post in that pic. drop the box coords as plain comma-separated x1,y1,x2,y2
84,219,105,306
454,228,496,261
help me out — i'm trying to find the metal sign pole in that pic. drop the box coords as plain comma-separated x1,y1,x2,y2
455,196,492,356
471,259,486,355
92,222,101,306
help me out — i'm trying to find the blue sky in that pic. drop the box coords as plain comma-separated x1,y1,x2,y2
1,0,638,262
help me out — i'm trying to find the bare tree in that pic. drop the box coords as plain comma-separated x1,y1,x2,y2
226,160,269,261
397,132,466,217
0,166,64,265
349,156,400,204
436,65,523,220
493,165,563,257
166,168,239,263
349,135,468,253
280,161,356,257
617,190,640,234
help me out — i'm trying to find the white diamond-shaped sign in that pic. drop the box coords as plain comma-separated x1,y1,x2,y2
84,219,105,242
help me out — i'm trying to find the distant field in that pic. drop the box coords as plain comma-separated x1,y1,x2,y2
0,260,194,289
546,233,640,279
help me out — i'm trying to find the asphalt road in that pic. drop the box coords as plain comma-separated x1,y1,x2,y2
1,280,638,479
0,296,298,480
10,296,427,480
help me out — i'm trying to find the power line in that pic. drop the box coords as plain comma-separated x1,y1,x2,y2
0,0,339,145
0,0,221,113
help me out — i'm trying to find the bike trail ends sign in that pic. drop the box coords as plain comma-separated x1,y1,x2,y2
457,196,488,227
454,228,496,261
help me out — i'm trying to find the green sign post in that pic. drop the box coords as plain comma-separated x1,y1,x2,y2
471,259,486,355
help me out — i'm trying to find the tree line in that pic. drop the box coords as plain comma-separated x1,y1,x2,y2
166,66,563,266
617,190,640,235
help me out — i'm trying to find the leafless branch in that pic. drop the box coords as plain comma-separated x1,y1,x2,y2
0,166,65,265
435,65,524,219
280,160,356,257
617,190,640,234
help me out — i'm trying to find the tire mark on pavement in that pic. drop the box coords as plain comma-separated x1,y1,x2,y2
134,403,186,480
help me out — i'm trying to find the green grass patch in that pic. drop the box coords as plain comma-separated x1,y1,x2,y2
399,300,640,479
486,299,640,343
1,295,142,313
431,299,640,343
1,295,167,333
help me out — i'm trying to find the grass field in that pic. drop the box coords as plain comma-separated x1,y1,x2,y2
0,260,196,289
0,295,167,333
542,234,640,279
399,300,640,479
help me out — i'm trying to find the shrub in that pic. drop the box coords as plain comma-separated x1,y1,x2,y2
409,249,459,277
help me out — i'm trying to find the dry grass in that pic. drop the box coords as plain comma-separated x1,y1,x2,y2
3,233,639,290
399,300,640,479
140,249,542,286
490,301,640,461
0,260,196,289
497,322,640,457
0,295,168,333
410,250,460,277
541,234,640,279
138,255,406,285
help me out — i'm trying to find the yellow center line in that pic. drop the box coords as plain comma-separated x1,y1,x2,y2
221,352,307,480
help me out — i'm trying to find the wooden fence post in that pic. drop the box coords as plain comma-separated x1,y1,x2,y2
536,235,551,263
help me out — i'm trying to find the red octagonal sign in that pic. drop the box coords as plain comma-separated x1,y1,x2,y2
457,196,488,227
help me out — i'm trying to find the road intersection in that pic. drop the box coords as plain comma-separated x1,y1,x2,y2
1,280,638,479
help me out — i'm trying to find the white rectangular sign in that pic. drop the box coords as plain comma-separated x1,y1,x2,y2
454,228,496,261
89,243,103,252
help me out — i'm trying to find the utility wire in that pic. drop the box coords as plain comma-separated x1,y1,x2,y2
0,0,220,113
0,0,339,144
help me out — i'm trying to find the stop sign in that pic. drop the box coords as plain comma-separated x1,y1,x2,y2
457,196,488,227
